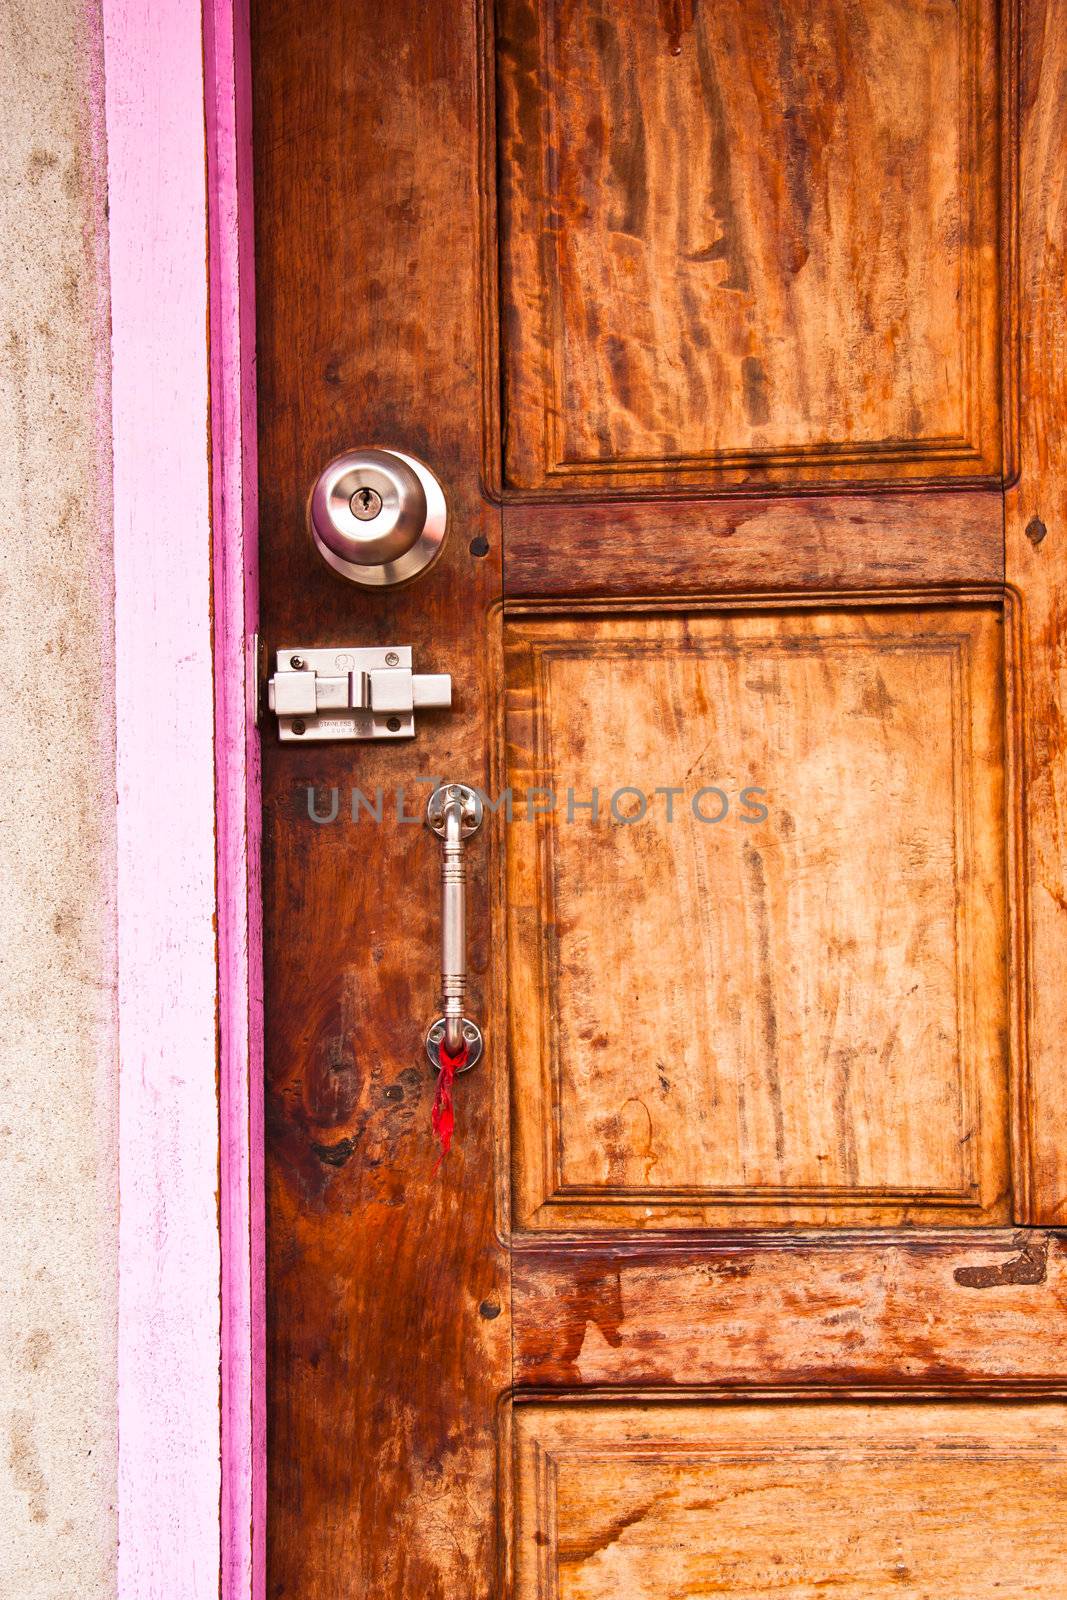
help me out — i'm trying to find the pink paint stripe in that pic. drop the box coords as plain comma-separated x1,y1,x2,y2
203,1,265,1597
104,1,223,1596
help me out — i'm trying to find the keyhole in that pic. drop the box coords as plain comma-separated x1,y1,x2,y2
350,485,383,521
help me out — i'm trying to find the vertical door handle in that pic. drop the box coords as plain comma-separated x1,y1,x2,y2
425,784,484,1070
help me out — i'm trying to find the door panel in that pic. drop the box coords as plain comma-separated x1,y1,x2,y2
251,0,1067,1593
497,0,1007,493
514,1402,1067,1599
505,604,1010,1229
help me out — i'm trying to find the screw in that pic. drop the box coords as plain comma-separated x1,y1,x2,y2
385,651,400,666
350,486,383,521
290,655,305,670
463,1023,478,1042
386,716,401,732
292,719,306,736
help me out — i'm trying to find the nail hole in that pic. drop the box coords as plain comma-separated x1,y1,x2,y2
1026,516,1048,547
469,535,490,558
479,1300,502,1320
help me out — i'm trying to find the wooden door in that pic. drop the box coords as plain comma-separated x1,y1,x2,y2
251,2,1067,1595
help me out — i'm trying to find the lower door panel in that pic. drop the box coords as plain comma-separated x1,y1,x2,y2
513,1400,1067,1599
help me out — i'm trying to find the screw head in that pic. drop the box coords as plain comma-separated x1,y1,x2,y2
349,486,383,521
289,655,305,670
384,651,400,667
291,718,306,736
386,716,401,732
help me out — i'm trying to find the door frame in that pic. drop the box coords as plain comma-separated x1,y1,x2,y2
103,1,264,1595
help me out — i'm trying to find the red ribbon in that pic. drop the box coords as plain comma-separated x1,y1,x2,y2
432,1037,468,1166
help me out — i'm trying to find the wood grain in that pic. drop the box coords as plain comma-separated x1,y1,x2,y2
497,0,1005,493
513,1234,1067,1389
503,491,1004,597
251,1,507,1594
504,605,1010,1229
1005,0,1067,1224
514,1401,1067,1598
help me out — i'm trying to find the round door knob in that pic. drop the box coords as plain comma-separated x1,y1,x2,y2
307,447,447,587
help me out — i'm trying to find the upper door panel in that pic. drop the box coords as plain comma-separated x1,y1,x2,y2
496,0,1009,495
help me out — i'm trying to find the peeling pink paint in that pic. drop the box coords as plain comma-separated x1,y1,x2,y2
105,0,262,1594
204,0,265,1597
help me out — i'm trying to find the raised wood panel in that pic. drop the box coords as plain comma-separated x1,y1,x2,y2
496,0,1006,494
514,1402,1067,1599
503,490,1005,597
513,1234,1067,1389
505,605,1010,1229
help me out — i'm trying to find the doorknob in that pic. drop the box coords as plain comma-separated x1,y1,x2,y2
308,447,447,587
424,784,484,1069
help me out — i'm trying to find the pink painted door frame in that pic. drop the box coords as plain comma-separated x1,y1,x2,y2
103,1,263,1595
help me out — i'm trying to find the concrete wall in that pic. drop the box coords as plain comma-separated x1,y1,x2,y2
0,0,118,1594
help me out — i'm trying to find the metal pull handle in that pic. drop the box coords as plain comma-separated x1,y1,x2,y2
425,783,483,1070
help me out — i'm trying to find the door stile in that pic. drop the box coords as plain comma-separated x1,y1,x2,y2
253,1,509,1592
1005,0,1067,1226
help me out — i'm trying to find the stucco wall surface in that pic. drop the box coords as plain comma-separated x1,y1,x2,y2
0,1,118,1595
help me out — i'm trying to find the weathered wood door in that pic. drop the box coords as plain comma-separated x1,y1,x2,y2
252,2,1067,1594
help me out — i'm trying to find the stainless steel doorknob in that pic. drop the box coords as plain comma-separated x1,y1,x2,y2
308,447,447,587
